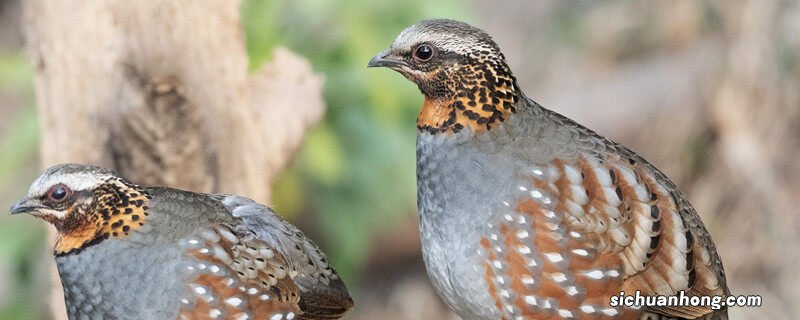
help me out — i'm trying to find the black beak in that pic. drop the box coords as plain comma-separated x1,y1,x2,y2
368,50,405,69
9,197,43,215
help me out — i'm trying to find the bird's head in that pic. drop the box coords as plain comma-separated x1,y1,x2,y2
10,164,150,255
369,19,521,134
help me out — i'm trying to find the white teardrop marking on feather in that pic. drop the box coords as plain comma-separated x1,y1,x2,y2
603,188,622,207
200,229,220,243
601,308,619,316
234,314,250,320
572,249,589,256
258,248,275,259
214,226,239,242
580,305,596,313
545,253,564,263
522,275,535,285
565,286,579,296
193,286,207,295
564,165,583,185
225,297,243,307
593,166,612,187
212,246,234,264
584,270,605,280
191,284,216,303
570,186,589,205
209,309,222,318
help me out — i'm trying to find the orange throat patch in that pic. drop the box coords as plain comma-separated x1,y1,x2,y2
418,97,455,131
54,182,150,255
417,95,517,134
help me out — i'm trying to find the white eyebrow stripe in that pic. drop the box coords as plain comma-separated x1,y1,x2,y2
29,172,110,198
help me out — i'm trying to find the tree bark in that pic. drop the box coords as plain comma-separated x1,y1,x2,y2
22,1,325,318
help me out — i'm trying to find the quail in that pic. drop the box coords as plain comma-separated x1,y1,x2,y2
10,164,353,320
369,19,728,320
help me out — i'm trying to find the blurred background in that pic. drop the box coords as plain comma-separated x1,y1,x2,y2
0,0,798,319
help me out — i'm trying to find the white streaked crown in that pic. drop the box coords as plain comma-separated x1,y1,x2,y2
28,164,116,199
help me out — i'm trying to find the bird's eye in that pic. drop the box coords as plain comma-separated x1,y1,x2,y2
47,184,72,203
413,44,435,61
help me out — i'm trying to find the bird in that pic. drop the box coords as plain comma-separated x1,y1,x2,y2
369,19,729,320
10,164,353,320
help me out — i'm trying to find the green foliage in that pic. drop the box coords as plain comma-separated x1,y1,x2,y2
0,210,45,320
0,52,32,89
0,51,37,178
0,51,44,320
241,0,472,281
0,107,38,178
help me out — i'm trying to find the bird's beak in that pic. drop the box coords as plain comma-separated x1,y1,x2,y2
9,197,44,215
368,50,405,69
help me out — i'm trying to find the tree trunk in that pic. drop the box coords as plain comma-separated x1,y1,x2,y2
22,1,325,318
